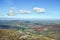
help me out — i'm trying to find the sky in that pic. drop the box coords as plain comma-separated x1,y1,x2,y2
0,0,60,20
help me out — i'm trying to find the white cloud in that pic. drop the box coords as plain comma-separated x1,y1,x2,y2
7,7,15,16
8,12,15,16
19,10,31,14
33,7,46,13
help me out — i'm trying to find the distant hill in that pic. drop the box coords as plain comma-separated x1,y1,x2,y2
0,20,60,32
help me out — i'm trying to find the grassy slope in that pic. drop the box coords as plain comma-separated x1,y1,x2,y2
0,29,55,40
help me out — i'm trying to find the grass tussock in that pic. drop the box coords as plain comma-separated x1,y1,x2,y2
0,29,55,40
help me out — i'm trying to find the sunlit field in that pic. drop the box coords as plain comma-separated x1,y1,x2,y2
0,20,60,40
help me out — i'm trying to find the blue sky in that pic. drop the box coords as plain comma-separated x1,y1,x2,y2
0,0,60,20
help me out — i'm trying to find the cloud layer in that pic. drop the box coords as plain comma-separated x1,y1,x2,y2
8,12,15,16
7,7,46,16
33,7,46,13
7,7,15,16
19,10,31,14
